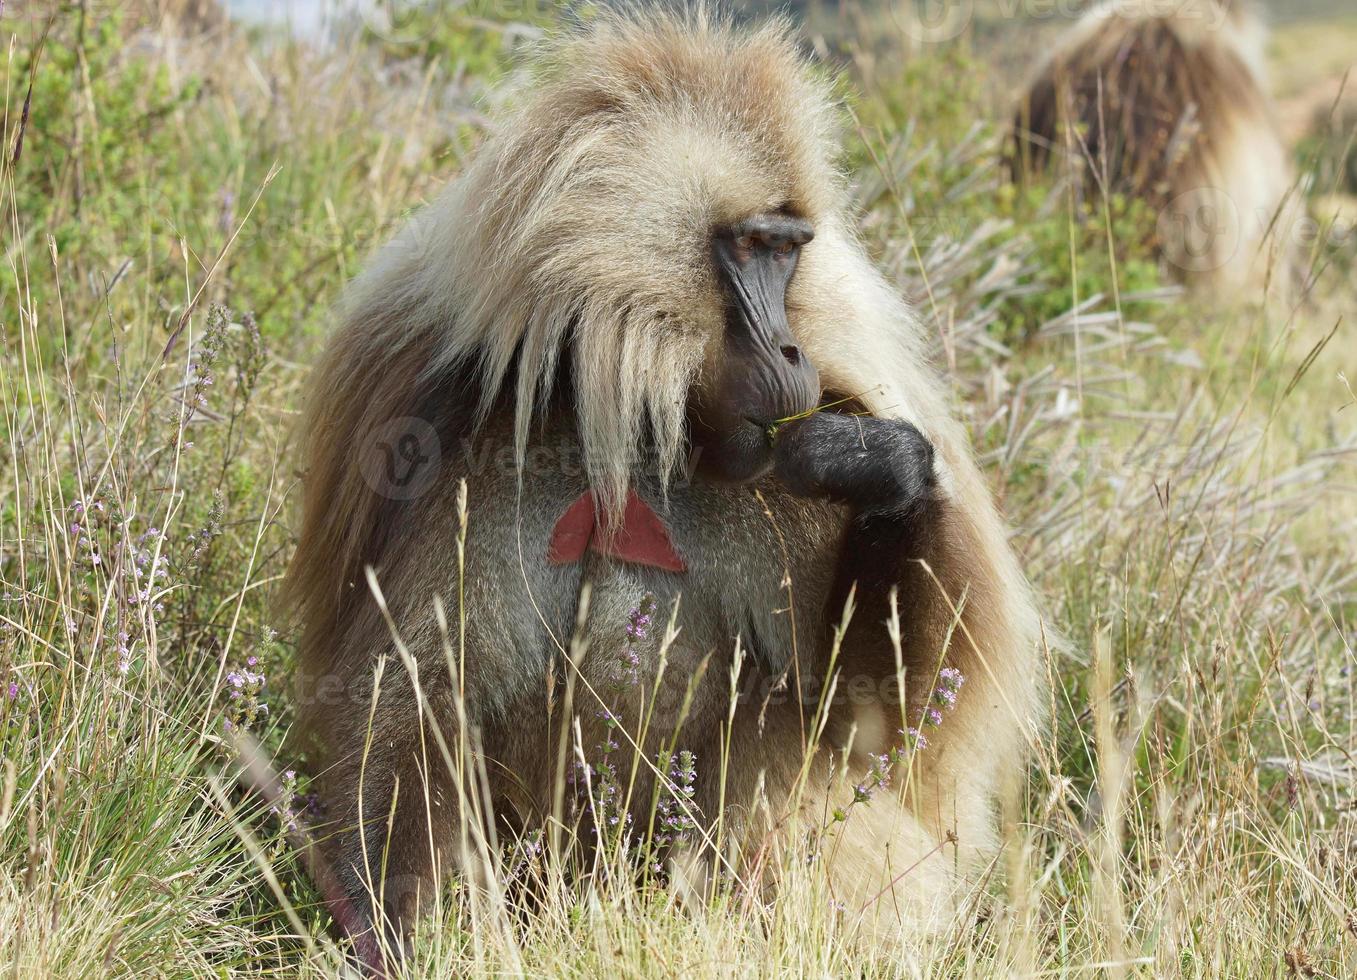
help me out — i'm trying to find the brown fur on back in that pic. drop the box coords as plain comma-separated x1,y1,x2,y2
1013,0,1297,287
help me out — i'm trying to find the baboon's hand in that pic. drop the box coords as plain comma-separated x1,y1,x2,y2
772,411,935,513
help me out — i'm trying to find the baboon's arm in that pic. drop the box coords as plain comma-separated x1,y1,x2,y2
773,410,945,646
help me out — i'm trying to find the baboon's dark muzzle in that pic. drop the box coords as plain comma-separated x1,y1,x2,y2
712,213,821,426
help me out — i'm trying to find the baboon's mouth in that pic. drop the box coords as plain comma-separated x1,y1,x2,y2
763,393,859,446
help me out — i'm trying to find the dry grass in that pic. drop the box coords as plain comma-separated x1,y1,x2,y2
1,3,1354,977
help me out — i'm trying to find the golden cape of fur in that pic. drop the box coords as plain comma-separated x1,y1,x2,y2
1013,0,1297,287
290,10,1045,937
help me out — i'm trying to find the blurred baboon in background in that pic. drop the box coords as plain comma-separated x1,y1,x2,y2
1012,0,1299,289
135,0,229,35
1306,96,1357,197
289,10,1044,969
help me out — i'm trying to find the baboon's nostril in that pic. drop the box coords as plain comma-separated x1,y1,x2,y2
781,345,801,366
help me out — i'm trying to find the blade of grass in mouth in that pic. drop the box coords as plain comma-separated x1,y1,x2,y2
765,390,879,444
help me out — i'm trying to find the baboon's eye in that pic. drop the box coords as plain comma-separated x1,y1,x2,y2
735,236,755,252
774,241,795,256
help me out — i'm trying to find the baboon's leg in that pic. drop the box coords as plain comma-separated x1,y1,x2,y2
722,704,961,946
312,705,462,971
801,766,959,944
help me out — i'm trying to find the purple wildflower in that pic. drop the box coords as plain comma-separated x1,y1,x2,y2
270,768,302,833
652,749,699,873
219,188,236,232
926,666,965,725
824,708,954,831
116,631,132,675
222,647,271,736
657,750,698,843
572,593,660,854
503,828,546,886
617,593,657,687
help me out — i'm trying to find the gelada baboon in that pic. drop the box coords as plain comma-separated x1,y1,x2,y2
290,10,1043,964
1012,0,1297,288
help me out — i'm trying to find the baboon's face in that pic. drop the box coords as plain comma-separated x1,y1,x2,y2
688,210,821,483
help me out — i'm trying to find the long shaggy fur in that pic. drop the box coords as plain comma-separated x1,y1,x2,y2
1012,0,1297,287
290,9,1044,946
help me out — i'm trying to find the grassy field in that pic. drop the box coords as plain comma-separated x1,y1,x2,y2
1,1,1354,976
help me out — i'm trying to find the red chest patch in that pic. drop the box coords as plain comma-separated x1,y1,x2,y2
548,489,687,573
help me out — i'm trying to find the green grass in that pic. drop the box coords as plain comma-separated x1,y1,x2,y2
1,3,1354,976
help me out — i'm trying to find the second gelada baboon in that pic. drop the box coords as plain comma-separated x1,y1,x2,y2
1012,0,1298,289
